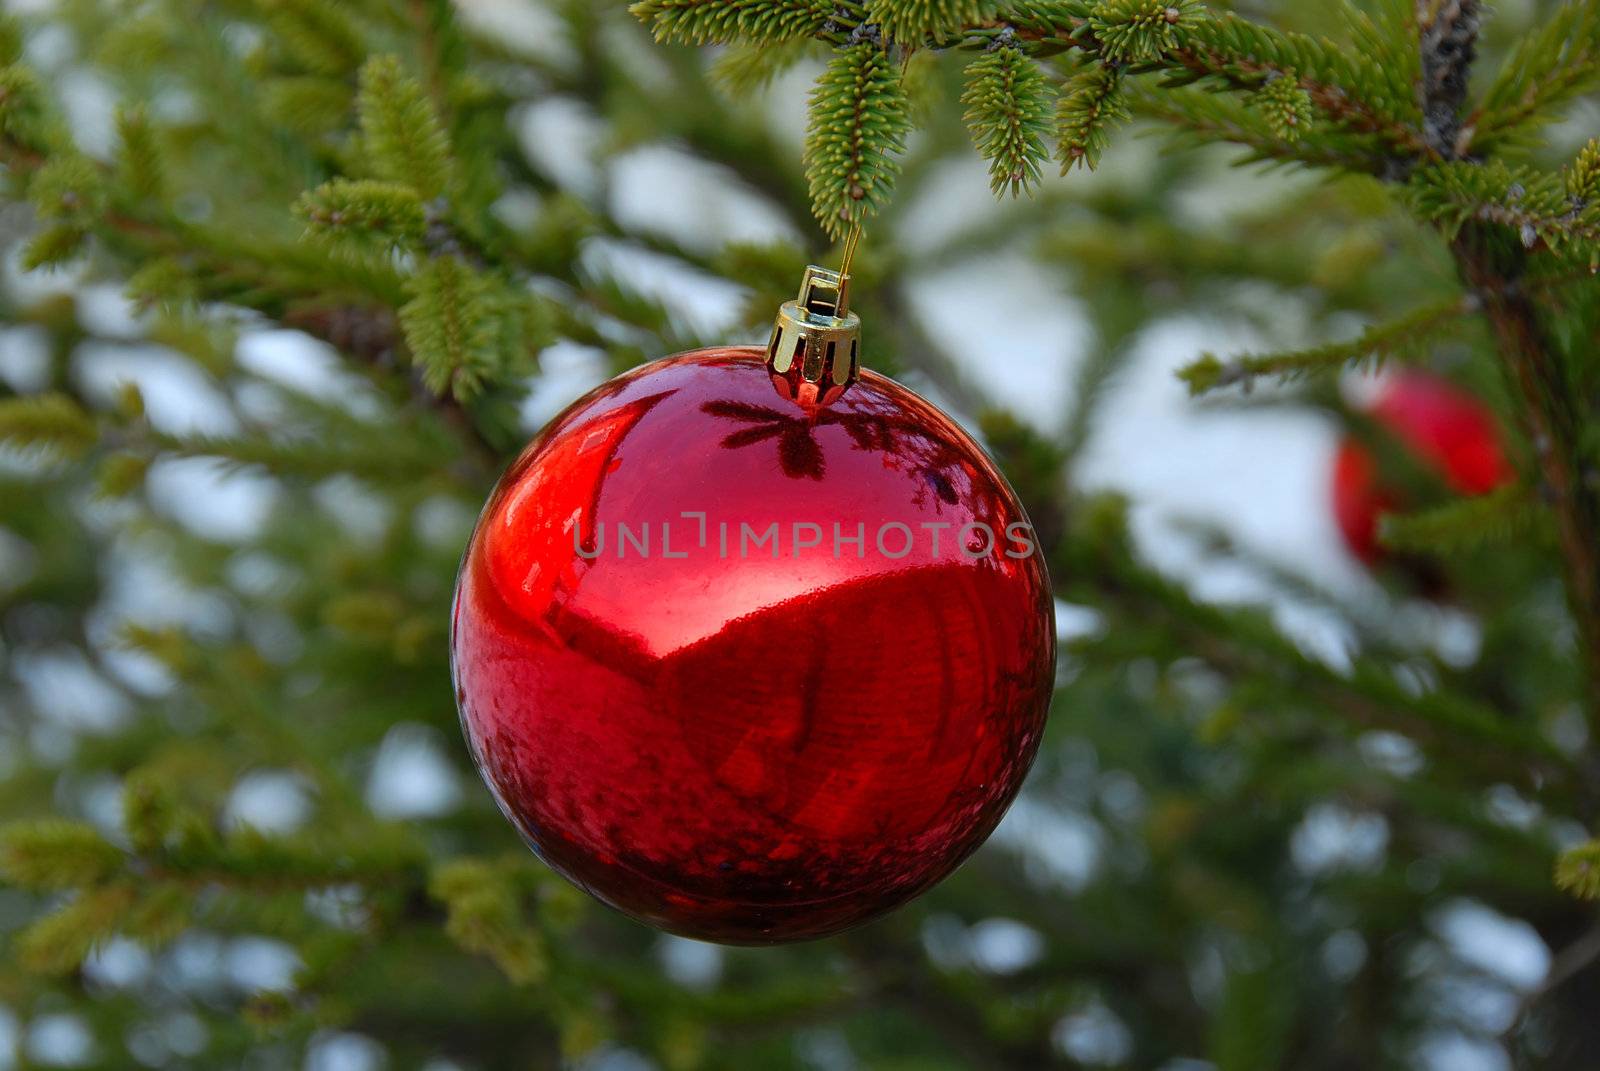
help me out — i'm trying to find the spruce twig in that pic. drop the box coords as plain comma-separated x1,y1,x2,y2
961,40,1052,196
803,39,912,237
1378,483,1547,555
1179,299,1471,394
1056,62,1129,173
1469,0,1600,152
630,0,842,44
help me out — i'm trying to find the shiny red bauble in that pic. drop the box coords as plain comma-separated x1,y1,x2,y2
451,347,1055,943
1332,369,1513,563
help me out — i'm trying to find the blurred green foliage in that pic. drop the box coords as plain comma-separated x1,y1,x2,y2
0,1,1599,1068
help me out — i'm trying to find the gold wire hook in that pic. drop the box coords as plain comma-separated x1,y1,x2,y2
839,221,863,283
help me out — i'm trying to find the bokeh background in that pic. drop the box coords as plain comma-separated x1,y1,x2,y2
1,0,1597,1068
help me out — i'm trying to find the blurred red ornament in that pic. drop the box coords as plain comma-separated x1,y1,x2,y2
450,341,1054,943
1332,370,1514,563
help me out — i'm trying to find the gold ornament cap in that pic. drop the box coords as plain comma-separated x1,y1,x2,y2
767,264,861,407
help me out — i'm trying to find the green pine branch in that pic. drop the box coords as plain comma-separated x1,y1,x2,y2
1409,160,1600,261
1171,12,1427,155
630,0,843,44
357,55,454,201
1056,62,1127,172
1469,0,1600,152
119,769,426,886
114,107,165,202
0,393,99,459
146,427,457,483
961,44,1052,195
1091,0,1201,63
399,256,506,400
1378,484,1546,556
261,75,355,136
430,859,549,985
1178,300,1470,394
1570,138,1600,203
0,11,19,65
296,178,428,254
633,1,1467,206
255,0,366,76
1007,5,1432,160
1556,840,1600,899
28,155,106,228
19,224,88,270
710,38,818,95
803,42,912,238
1138,83,1386,173
1253,73,1315,143
997,0,1094,41
14,885,138,976
868,0,996,46
1064,498,1574,777
0,64,57,156
1333,0,1422,114
0,820,124,890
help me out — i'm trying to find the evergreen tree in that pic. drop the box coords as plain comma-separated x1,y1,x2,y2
1,0,1599,1068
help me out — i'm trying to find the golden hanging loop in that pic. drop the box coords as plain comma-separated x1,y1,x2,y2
766,223,864,407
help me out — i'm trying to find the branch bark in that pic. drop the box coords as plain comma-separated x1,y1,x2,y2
1417,0,1481,157
1417,1,1600,721
1452,227,1600,718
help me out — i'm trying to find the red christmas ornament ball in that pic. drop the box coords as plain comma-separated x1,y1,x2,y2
451,347,1055,943
1332,369,1513,563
